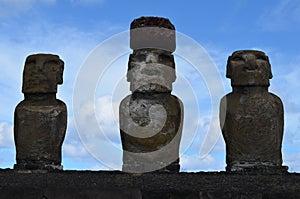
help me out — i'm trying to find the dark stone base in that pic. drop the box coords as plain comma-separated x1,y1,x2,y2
0,170,299,199
14,161,63,171
226,162,289,173
157,160,180,173
123,159,180,173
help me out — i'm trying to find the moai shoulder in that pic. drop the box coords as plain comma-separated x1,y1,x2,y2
119,17,183,173
220,50,287,173
14,54,67,171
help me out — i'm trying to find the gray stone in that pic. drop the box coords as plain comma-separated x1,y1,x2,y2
220,50,287,172
1,170,299,199
14,54,67,171
119,17,183,173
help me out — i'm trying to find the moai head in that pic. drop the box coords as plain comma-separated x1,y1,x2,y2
128,17,176,93
226,50,272,86
127,49,176,92
22,54,64,94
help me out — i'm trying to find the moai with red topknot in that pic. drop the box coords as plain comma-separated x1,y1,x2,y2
119,17,184,173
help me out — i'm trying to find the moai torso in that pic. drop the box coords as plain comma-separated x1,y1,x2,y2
119,17,183,173
220,50,287,172
14,54,67,171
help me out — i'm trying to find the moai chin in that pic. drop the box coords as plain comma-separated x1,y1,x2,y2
220,50,288,172
14,54,67,171
119,17,184,173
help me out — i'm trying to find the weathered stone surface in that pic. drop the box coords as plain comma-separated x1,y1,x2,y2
220,50,287,172
127,49,176,92
119,17,183,173
22,54,64,93
120,93,182,173
14,54,67,171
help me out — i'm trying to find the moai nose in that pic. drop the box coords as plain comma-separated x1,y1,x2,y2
35,58,46,70
245,59,258,70
145,54,157,63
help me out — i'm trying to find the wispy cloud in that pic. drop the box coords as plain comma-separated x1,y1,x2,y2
181,153,225,172
258,0,300,31
0,0,31,18
0,0,56,18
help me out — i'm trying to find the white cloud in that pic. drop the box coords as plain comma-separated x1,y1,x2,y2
71,95,122,170
0,149,15,168
283,152,300,172
95,96,119,126
199,117,223,157
63,140,91,160
268,55,300,170
0,122,14,148
74,95,120,143
181,154,225,172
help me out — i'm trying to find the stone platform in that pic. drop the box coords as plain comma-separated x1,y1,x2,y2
0,170,300,198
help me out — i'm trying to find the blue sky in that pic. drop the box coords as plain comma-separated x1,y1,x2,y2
0,0,300,172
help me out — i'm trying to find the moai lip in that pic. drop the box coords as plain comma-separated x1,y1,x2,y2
14,54,67,171
220,50,288,173
119,16,184,173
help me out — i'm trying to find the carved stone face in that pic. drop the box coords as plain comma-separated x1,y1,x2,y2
127,49,176,92
22,54,64,93
226,50,272,86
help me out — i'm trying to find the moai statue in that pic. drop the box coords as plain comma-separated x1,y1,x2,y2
119,17,184,173
220,50,288,172
14,54,67,171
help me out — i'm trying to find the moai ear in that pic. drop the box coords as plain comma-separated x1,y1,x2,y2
170,54,175,69
266,56,273,79
226,56,232,78
57,59,64,85
127,54,134,82
127,54,133,71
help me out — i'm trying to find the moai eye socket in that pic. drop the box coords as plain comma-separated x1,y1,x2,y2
158,54,171,62
25,60,36,65
43,59,64,85
133,53,147,62
231,56,244,62
45,60,60,71
139,21,145,26
256,54,267,61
